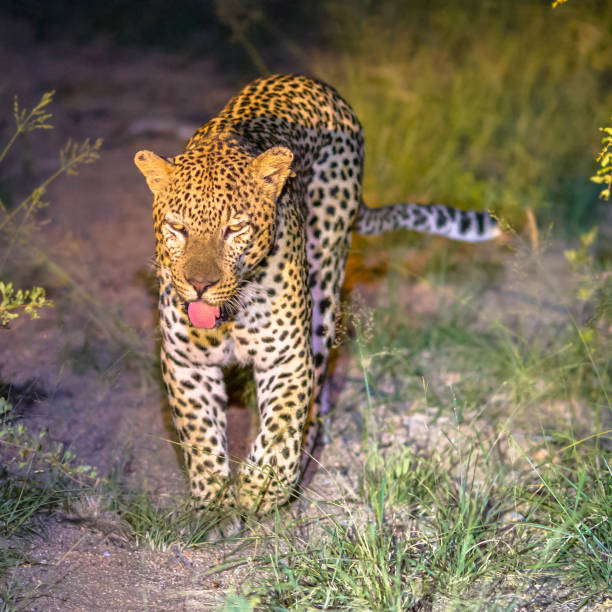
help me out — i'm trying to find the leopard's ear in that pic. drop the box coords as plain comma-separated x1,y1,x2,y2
250,146,295,200
134,150,173,195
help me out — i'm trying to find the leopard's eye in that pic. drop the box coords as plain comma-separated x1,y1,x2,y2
167,222,186,233
225,222,249,238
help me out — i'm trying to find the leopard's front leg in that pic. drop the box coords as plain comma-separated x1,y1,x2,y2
236,342,314,513
161,350,232,505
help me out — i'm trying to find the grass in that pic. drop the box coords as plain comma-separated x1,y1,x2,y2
107,488,225,551
523,457,612,599
313,0,612,235
0,407,100,606
218,216,610,608
230,279,611,608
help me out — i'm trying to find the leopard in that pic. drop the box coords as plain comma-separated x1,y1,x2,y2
134,73,499,519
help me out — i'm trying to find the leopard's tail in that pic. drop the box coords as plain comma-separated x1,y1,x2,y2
353,201,501,242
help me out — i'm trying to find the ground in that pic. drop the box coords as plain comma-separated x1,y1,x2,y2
1,18,611,612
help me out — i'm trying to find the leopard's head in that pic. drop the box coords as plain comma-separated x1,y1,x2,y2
135,137,294,328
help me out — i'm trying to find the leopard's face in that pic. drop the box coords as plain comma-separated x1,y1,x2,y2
135,139,294,316
158,204,255,308
155,151,271,309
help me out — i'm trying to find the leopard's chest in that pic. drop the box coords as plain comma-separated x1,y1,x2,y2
159,284,236,367
158,277,286,369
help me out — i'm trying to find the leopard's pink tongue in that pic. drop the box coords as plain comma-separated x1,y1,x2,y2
187,302,220,329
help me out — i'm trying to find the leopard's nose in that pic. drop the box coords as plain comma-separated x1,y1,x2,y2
188,278,218,298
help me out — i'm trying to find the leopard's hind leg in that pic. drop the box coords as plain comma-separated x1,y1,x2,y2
301,139,364,467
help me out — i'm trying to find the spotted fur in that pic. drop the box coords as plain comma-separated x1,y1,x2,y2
134,74,499,516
